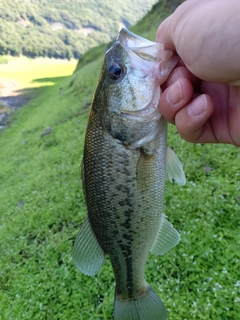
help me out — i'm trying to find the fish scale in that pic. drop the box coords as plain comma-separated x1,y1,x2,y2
73,28,186,320
85,109,163,294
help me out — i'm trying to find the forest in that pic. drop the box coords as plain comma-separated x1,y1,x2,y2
0,0,157,59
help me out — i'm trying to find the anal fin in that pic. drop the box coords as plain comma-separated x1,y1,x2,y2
151,214,180,255
73,218,105,276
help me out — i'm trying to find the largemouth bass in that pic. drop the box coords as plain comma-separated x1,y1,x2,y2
73,28,186,320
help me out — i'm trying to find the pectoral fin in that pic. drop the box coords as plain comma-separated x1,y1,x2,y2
73,218,105,276
150,214,180,255
166,146,186,185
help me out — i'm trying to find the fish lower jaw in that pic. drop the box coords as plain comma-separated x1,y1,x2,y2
120,92,161,122
120,106,161,123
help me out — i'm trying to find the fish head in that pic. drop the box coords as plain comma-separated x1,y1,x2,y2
93,28,179,148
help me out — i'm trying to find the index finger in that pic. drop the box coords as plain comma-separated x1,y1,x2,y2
156,16,176,51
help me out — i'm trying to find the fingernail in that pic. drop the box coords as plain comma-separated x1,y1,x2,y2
166,80,183,105
168,68,184,85
188,95,208,116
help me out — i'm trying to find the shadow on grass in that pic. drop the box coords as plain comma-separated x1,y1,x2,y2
31,75,69,85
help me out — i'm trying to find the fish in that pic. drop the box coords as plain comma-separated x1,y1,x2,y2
73,28,186,320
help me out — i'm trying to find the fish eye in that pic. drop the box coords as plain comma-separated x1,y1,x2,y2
108,64,123,81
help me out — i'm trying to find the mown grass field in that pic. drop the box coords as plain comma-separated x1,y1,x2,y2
0,2,240,320
0,56,77,90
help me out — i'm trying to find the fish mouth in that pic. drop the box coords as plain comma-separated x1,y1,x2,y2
116,28,180,85
117,28,163,62
119,88,164,149
115,29,164,122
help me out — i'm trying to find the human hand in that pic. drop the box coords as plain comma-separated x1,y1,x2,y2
156,0,240,146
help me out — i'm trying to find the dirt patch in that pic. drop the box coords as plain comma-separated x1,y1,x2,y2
0,78,32,128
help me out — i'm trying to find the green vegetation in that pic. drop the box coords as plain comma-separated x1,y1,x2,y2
0,1,239,319
0,0,157,59
0,57,77,89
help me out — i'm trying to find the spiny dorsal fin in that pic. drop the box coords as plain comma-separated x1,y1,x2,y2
73,218,105,276
150,214,180,255
166,146,186,185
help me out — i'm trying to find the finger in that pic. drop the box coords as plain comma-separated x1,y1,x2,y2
159,77,194,124
156,17,176,50
166,66,199,88
201,82,237,144
175,94,215,143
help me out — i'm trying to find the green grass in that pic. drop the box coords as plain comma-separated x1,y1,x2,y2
0,1,240,319
0,56,77,89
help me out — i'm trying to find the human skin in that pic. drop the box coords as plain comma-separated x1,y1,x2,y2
156,0,240,146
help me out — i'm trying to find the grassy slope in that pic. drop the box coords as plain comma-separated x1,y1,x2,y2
0,1,240,319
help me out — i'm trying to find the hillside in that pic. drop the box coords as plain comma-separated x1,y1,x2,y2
0,1,240,319
0,0,157,59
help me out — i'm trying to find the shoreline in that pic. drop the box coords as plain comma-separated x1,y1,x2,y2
0,58,77,129
0,79,32,129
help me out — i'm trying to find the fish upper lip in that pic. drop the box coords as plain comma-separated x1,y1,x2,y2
117,28,164,63
117,28,157,50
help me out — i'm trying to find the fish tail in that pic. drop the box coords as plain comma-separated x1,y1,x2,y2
114,284,167,320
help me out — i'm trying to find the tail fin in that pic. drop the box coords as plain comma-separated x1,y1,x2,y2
114,285,167,320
